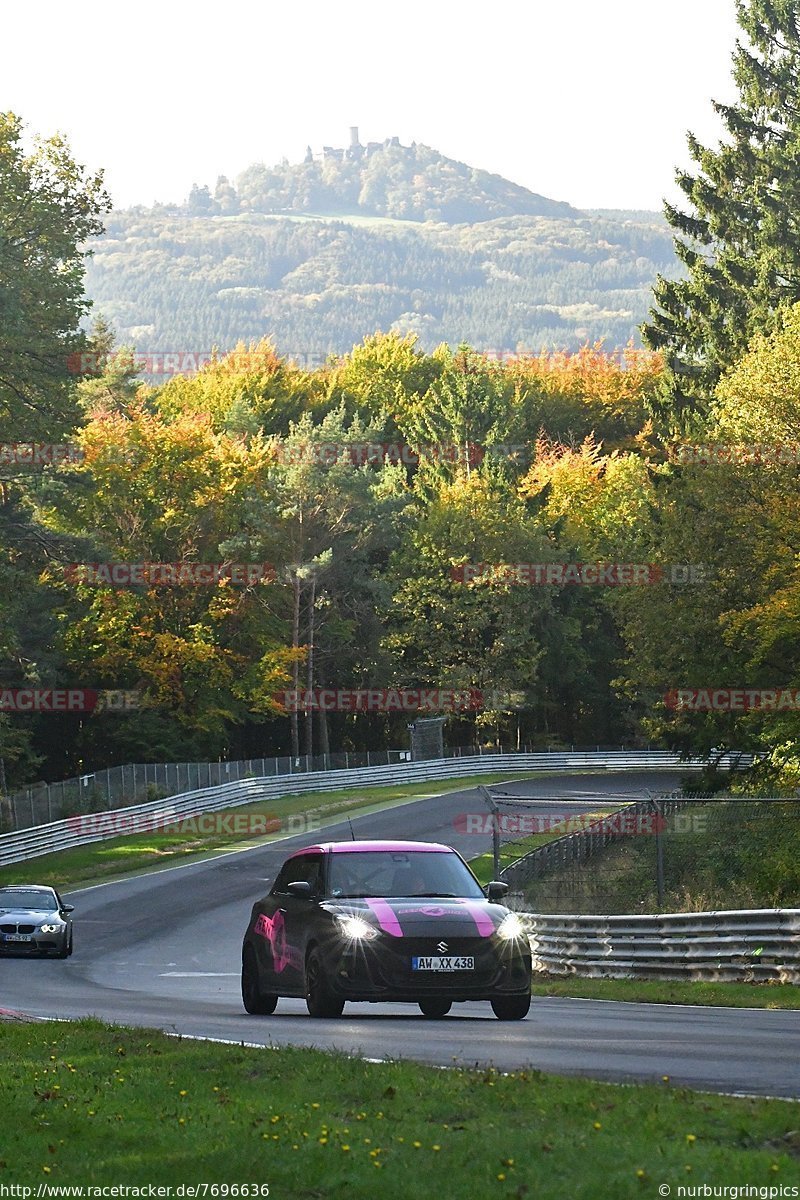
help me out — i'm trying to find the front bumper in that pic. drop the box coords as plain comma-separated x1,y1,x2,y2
322,933,532,1001
0,928,68,954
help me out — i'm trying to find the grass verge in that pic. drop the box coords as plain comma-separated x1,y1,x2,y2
468,810,613,884
521,799,800,913
0,1019,797,1197
0,772,543,891
530,976,800,1009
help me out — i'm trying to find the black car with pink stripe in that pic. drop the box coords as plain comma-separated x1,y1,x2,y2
241,840,531,1019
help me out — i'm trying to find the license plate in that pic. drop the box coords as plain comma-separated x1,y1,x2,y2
4,934,32,942
412,956,474,971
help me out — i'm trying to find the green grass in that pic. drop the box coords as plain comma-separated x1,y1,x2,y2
0,772,542,891
531,976,800,1009
0,1019,797,1197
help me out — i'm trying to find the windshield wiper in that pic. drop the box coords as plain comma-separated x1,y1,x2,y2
407,892,460,898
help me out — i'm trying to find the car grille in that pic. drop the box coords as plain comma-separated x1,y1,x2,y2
0,923,36,934
378,936,501,989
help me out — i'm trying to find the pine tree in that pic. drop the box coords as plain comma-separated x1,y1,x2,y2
643,0,800,420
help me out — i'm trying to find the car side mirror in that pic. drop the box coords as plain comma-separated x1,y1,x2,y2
486,881,508,901
287,881,313,899
61,904,75,913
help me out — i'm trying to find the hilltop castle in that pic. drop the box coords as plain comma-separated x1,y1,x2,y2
304,128,403,164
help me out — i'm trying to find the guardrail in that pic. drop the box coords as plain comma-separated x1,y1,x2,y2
521,908,800,983
0,749,719,867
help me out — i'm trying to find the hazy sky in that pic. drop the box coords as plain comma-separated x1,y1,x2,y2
6,0,740,212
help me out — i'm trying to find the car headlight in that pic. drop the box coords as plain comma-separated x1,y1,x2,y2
496,913,526,941
39,924,60,933
337,915,378,941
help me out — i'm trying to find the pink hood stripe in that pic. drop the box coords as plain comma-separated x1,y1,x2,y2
364,898,403,937
362,897,497,938
459,900,496,937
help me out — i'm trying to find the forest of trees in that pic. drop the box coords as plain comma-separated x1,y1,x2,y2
5,0,800,794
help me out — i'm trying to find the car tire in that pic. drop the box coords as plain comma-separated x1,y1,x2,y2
491,993,531,1021
241,948,278,1015
56,931,73,960
305,948,345,1018
419,998,452,1018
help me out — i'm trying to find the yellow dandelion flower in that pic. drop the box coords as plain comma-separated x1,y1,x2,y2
686,1134,696,1144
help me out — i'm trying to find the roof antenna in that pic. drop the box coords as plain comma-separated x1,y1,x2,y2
347,817,356,841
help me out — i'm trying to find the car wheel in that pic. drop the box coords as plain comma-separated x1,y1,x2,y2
241,948,278,1015
491,993,531,1021
305,948,344,1018
419,998,452,1018
56,931,73,960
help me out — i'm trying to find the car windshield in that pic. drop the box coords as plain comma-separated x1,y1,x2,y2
327,850,484,899
0,889,57,911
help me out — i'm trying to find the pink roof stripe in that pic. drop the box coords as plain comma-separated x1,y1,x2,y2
289,840,452,857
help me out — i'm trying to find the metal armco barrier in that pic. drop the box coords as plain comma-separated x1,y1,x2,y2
0,750,724,867
522,909,800,984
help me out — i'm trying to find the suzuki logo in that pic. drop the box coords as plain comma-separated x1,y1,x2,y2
437,941,448,953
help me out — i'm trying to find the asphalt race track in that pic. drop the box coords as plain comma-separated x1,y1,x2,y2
2,771,798,1098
